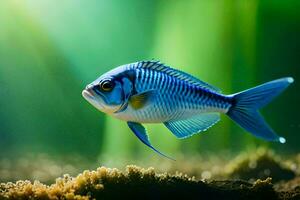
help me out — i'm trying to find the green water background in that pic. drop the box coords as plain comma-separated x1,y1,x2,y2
0,1,299,164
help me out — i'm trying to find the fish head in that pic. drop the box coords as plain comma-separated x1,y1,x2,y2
82,65,134,114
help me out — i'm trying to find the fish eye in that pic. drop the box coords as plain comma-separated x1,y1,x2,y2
100,80,114,92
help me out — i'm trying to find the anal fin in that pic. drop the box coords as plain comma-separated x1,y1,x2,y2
164,113,220,139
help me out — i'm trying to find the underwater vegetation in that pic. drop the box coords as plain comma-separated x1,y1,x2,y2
1,150,300,200
0,166,283,200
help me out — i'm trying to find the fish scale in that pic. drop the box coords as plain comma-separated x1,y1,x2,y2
132,66,230,123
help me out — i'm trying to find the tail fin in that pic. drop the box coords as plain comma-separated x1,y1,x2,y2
227,77,294,143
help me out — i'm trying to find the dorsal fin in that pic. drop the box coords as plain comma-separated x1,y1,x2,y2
135,60,221,92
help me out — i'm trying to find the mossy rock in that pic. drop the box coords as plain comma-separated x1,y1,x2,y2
226,150,295,182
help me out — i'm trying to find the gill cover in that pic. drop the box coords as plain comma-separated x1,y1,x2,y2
115,77,133,113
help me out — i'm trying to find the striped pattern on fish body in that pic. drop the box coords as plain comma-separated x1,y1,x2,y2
113,61,232,123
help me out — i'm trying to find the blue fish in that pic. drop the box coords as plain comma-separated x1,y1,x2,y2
82,61,294,159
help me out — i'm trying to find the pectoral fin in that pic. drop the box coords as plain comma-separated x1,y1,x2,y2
127,122,174,160
129,90,157,110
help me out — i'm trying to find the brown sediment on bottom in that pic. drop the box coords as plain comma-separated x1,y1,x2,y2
0,165,299,200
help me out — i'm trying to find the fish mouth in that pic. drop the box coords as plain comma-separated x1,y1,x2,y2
82,89,95,100
82,89,105,110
